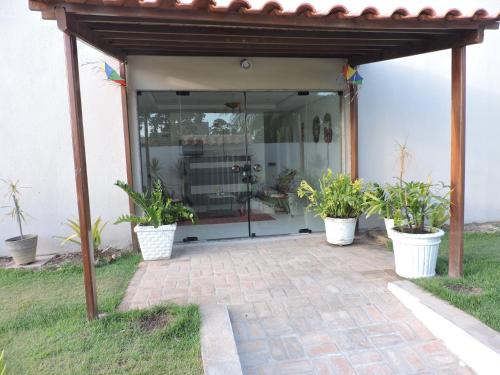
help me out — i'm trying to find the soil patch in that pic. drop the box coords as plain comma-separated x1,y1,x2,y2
139,313,172,332
442,221,500,233
0,257,12,267
446,284,484,296
1,248,132,271
464,222,500,233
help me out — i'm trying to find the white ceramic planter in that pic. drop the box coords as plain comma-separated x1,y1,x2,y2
324,217,357,245
384,218,395,236
5,234,38,265
134,223,177,261
389,228,444,278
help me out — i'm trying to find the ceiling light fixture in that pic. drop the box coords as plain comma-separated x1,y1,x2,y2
240,58,251,70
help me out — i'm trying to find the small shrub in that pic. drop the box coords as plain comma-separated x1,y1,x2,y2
115,180,195,227
297,171,365,219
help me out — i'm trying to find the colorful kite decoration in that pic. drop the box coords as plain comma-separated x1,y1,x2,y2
102,62,126,86
81,61,126,87
342,64,363,86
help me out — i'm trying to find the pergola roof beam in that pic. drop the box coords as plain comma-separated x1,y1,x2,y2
55,4,500,31
351,29,483,65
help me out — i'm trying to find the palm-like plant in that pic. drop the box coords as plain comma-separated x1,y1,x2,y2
115,180,195,227
297,171,365,219
390,180,450,234
1,179,28,239
55,217,107,251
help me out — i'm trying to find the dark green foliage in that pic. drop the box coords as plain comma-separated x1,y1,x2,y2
390,180,450,234
297,171,365,219
115,180,196,227
364,183,396,220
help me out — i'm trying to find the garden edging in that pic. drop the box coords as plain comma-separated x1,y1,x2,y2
200,304,243,375
388,280,500,375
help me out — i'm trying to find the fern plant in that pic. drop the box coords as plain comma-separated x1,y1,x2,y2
390,180,450,234
55,217,107,251
115,180,195,227
297,171,365,219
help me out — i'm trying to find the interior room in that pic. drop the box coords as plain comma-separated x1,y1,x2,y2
137,90,344,241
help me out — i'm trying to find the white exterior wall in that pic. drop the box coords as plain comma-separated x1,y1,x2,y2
358,25,500,223
0,1,129,255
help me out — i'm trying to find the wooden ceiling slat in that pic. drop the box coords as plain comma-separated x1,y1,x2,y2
115,43,383,53
99,33,406,47
101,33,405,47
124,50,364,58
107,39,398,50
87,22,458,37
98,31,425,44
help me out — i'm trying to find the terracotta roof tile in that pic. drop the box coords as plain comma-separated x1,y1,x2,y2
28,0,500,23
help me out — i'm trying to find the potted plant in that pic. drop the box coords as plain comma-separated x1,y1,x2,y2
115,180,195,260
388,180,450,278
297,171,365,245
364,183,396,235
2,179,38,265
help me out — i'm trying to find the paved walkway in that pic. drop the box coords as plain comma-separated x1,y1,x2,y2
120,234,473,375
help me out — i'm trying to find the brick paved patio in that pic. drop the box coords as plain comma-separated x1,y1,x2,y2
120,234,473,374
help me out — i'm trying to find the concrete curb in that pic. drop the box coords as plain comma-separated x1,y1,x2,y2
388,280,500,375
200,304,243,375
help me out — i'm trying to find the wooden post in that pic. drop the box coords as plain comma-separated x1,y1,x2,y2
449,46,466,278
64,33,98,319
119,62,139,251
349,84,359,180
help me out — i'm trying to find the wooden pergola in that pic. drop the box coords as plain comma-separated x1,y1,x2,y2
29,0,499,320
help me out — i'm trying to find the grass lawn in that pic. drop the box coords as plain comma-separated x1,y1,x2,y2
414,232,500,332
0,254,202,374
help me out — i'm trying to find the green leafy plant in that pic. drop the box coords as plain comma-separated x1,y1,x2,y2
297,171,365,219
390,180,450,234
115,180,195,227
1,179,29,239
55,217,107,251
364,183,396,219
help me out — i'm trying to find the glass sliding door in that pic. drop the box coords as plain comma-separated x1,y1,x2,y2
137,91,251,241
246,91,343,236
137,90,343,241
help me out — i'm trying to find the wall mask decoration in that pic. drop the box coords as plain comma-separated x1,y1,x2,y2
312,116,321,143
323,113,333,143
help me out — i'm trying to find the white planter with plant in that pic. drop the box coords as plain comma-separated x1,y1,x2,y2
365,183,396,237
388,181,450,278
297,171,365,246
115,180,195,261
2,179,38,265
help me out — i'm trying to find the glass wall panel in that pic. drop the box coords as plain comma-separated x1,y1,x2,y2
137,91,343,241
246,92,342,236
